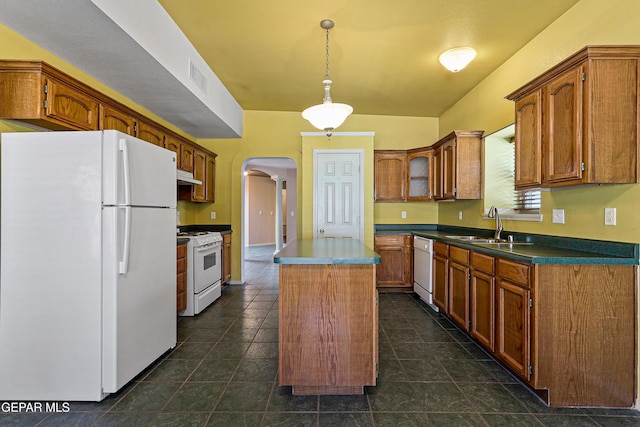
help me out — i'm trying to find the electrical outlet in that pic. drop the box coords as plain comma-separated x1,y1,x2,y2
401,211,407,219
605,208,616,225
552,209,565,224
458,211,463,220
210,211,216,220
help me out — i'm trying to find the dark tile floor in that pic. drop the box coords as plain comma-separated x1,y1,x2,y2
3,244,640,426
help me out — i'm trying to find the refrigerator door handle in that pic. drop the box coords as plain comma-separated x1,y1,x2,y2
119,206,132,274
118,138,131,205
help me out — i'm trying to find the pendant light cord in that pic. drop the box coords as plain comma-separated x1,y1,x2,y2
325,26,330,81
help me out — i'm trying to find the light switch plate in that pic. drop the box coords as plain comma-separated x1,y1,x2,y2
401,211,407,219
552,209,565,224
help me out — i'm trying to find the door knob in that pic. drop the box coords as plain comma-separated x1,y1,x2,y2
319,229,325,234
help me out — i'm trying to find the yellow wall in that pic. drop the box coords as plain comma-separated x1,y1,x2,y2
438,0,640,244
3,0,640,264
193,111,438,280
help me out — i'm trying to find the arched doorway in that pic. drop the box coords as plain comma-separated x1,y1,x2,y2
241,157,297,281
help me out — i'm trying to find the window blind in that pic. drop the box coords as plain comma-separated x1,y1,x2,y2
514,189,541,212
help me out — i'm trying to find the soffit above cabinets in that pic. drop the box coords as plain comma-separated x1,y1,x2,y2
0,0,243,138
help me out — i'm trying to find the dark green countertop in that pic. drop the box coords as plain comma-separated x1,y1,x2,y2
178,224,232,235
274,239,380,265
375,224,639,265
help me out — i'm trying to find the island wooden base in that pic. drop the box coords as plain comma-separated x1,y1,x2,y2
278,264,378,395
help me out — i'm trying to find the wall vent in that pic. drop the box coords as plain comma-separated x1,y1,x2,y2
189,60,207,94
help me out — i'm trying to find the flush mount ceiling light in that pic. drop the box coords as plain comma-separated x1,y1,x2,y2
302,19,353,138
439,47,477,72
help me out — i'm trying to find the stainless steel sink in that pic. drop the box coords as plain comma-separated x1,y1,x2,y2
445,235,533,245
445,235,503,243
478,241,534,246
445,235,490,241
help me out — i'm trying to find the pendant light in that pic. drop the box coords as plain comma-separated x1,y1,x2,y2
302,19,353,138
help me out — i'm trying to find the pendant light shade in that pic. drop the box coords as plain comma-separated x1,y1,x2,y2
439,47,476,72
302,20,352,137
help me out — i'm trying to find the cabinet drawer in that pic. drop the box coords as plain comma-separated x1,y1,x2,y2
374,234,405,247
434,241,449,257
449,246,469,265
471,251,495,274
177,243,187,258
497,258,530,287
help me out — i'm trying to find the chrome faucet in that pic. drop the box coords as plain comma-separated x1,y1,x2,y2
488,206,503,240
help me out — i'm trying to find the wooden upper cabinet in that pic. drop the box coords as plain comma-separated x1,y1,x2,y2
0,61,101,130
179,149,216,203
0,60,219,189
44,77,99,130
164,134,182,169
206,154,216,203
374,151,407,201
432,146,443,200
507,46,640,188
514,91,542,189
180,143,195,174
441,137,456,199
433,130,484,200
543,66,584,184
99,103,135,135
192,150,207,202
407,147,433,201
136,121,165,148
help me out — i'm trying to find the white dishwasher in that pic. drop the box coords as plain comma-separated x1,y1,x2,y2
413,236,438,311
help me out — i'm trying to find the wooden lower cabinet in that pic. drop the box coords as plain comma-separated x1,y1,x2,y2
496,278,530,380
534,264,636,407
176,242,187,313
448,246,470,330
437,243,635,407
432,241,449,311
222,233,231,284
469,252,495,352
374,234,412,290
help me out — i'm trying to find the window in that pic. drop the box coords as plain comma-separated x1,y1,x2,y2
483,124,541,221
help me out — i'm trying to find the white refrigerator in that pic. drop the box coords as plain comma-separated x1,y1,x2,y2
0,130,177,401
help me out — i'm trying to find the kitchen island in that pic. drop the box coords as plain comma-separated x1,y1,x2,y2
274,239,380,395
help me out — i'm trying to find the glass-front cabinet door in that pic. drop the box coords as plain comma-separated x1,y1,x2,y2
407,147,433,201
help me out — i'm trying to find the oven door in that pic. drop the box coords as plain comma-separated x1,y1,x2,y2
193,243,222,294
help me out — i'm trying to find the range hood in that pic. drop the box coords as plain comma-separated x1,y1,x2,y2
177,169,202,186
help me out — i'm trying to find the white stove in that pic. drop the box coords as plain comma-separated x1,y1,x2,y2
177,231,223,316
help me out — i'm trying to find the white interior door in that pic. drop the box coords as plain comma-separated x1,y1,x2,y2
314,150,363,240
